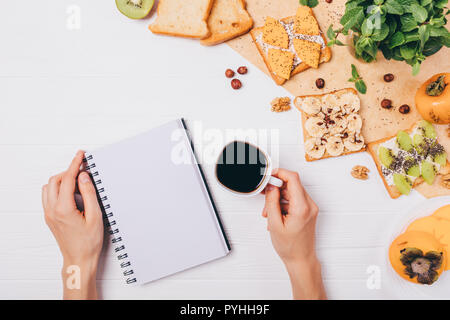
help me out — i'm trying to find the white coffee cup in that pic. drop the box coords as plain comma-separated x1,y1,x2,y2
215,141,283,197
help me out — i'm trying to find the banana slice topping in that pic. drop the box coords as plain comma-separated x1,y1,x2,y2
343,132,365,151
328,114,348,135
346,113,363,133
339,92,360,114
325,135,344,156
305,117,327,137
295,96,321,116
305,137,326,159
321,94,341,115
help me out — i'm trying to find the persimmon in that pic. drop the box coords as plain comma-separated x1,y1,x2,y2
389,231,446,285
415,73,450,124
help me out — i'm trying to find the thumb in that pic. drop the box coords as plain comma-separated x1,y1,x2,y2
78,172,102,224
264,185,283,229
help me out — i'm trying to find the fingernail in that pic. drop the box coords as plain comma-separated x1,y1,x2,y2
79,172,90,184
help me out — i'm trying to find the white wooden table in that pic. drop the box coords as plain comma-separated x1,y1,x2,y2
0,0,435,299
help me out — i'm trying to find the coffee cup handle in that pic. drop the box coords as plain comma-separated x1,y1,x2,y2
268,176,283,188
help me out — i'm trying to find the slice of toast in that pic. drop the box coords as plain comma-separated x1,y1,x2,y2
294,88,367,162
368,123,450,199
201,0,253,46
149,0,214,39
250,15,331,86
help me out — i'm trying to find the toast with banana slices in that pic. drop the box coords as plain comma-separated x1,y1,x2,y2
294,88,366,162
368,120,450,199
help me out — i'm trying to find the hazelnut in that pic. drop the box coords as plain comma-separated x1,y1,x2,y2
231,79,242,90
315,78,325,89
381,99,392,109
225,69,235,78
399,104,410,114
325,0,333,3
383,73,394,82
237,66,248,75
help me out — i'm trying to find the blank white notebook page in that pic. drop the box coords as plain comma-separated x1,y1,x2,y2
89,120,229,284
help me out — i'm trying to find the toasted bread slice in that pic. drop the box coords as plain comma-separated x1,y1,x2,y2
368,123,450,199
149,0,214,39
250,15,331,86
201,0,253,46
294,88,367,162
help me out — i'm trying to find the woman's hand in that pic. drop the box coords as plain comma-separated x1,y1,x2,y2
263,168,326,300
42,151,104,300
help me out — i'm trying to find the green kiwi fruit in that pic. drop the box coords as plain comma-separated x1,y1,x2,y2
417,120,437,139
397,131,413,152
393,173,412,195
434,152,447,166
379,146,394,168
116,0,154,19
421,161,436,185
404,158,420,177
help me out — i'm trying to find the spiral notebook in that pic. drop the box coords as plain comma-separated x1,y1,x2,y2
84,119,230,285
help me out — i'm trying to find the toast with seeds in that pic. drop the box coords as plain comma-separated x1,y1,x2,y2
368,120,450,199
201,0,253,46
294,88,366,162
250,7,331,85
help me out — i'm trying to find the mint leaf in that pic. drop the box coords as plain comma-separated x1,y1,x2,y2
389,31,406,48
400,43,417,59
326,25,336,40
400,14,418,32
412,61,421,75
385,0,405,15
341,7,365,33
355,80,367,94
299,0,319,8
418,25,430,49
351,64,359,79
411,4,429,23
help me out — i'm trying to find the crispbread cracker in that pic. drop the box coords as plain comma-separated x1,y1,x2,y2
268,49,294,80
368,123,450,199
295,88,367,162
201,0,253,46
294,6,320,35
250,14,331,85
293,39,321,68
149,0,214,39
262,17,289,49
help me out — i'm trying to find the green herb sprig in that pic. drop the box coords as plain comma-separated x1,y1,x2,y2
299,0,319,8
327,0,450,75
349,64,367,94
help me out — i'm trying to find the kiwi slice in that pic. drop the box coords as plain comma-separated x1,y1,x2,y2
421,161,436,185
434,152,447,166
397,131,413,152
413,134,428,156
116,0,154,19
404,158,420,177
417,120,437,139
379,146,394,168
393,173,412,195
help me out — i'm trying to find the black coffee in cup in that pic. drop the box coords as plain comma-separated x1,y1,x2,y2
215,141,268,193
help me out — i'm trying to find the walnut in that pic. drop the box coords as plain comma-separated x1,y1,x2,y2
271,97,291,113
441,174,450,189
351,165,370,180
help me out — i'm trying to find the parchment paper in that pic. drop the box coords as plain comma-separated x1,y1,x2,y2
227,0,450,197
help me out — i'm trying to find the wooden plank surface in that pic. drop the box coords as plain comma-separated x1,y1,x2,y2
0,0,444,300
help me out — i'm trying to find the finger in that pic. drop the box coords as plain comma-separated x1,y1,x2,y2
78,171,102,225
262,207,268,218
265,185,283,229
42,185,48,210
59,151,84,203
47,173,63,207
273,168,308,209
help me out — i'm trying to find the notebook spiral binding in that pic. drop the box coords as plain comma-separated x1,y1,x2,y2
83,154,137,285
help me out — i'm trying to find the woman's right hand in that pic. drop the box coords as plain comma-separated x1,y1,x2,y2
262,168,326,300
